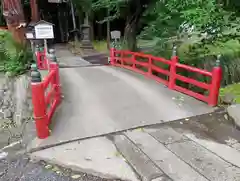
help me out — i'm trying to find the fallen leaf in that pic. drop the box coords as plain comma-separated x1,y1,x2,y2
114,151,121,157
44,164,52,169
71,174,81,179
51,166,59,172
56,171,61,175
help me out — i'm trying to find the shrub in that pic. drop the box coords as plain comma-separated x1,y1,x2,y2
0,30,32,76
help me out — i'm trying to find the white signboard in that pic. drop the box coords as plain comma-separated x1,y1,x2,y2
111,30,121,39
35,24,54,39
25,32,34,39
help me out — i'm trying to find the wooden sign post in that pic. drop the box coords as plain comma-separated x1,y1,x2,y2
33,20,55,71
25,23,37,63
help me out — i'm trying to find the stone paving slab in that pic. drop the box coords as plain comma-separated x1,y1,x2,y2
31,137,139,181
125,130,208,181
111,134,165,181
145,127,189,145
167,141,240,181
162,112,240,167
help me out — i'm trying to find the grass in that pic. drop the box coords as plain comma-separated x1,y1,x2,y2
93,40,108,53
220,83,240,103
92,39,159,53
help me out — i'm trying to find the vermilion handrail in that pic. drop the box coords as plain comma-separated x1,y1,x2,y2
31,51,61,139
36,48,47,70
176,63,212,77
110,48,222,106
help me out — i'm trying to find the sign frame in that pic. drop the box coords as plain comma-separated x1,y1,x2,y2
34,20,54,40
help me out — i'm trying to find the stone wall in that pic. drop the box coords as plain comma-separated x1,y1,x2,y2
0,73,34,149
0,74,32,125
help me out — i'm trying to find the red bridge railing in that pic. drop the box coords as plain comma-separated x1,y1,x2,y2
35,45,48,70
31,49,61,139
110,48,222,106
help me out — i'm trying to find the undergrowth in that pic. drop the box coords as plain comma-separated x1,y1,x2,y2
0,30,32,76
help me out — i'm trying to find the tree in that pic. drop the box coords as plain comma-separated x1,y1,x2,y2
1,0,26,44
93,0,154,50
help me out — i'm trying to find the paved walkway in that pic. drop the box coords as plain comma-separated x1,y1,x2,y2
30,47,213,149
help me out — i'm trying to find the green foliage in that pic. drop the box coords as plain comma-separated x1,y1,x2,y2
93,40,108,53
72,0,92,14
140,0,240,86
0,30,32,76
220,83,240,104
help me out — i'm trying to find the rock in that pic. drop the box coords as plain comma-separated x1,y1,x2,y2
227,104,240,128
0,152,8,160
4,109,12,119
221,93,235,105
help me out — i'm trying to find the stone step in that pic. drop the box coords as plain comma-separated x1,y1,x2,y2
143,111,240,181
109,134,170,181
125,130,208,181
81,53,109,65
160,111,240,167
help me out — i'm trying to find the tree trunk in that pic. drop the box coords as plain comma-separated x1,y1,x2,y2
7,24,25,45
124,17,138,51
106,9,110,49
30,0,39,22
2,0,26,45
123,0,144,51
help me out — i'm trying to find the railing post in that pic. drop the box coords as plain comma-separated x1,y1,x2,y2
31,64,49,139
49,49,61,104
120,51,124,66
168,46,178,89
148,56,152,76
110,48,115,65
132,54,136,69
35,45,40,68
208,55,222,106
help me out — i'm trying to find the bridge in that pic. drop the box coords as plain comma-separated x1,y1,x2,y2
30,45,220,148
27,46,240,181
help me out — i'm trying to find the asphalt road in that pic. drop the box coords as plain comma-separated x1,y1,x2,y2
0,155,122,181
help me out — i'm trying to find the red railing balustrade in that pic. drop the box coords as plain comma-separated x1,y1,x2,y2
31,50,61,139
36,47,48,70
110,48,222,106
